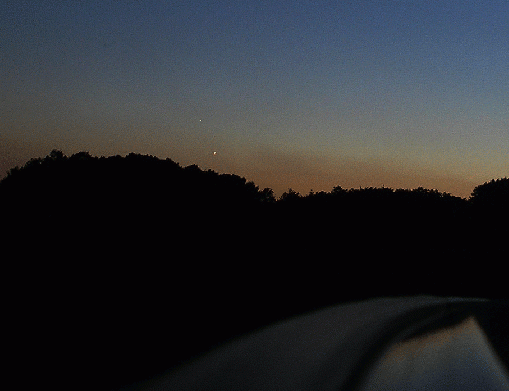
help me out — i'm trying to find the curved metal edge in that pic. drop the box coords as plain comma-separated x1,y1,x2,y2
343,298,487,391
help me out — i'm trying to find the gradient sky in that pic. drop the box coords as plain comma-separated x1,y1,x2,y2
2,0,508,197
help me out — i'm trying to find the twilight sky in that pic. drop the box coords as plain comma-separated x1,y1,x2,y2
2,0,508,197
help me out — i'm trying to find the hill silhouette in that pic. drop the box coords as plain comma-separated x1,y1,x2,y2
2,150,508,389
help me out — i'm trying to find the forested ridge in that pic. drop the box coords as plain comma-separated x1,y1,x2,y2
2,150,506,267
3,150,508,390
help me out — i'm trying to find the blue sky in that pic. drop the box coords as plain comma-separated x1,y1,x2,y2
2,0,508,196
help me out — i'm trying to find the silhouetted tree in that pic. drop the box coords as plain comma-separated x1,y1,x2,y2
47,149,66,161
470,178,509,209
259,187,276,204
331,185,347,196
279,188,301,202
467,177,509,257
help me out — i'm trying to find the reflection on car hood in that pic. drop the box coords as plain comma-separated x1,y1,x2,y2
127,296,508,391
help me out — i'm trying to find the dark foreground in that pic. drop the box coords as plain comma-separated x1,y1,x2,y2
2,151,508,389
124,297,509,391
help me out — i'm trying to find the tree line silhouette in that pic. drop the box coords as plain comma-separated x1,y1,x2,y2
2,150,508,389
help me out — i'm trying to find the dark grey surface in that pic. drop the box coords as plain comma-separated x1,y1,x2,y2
127,296,504,391
363,316,509,390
